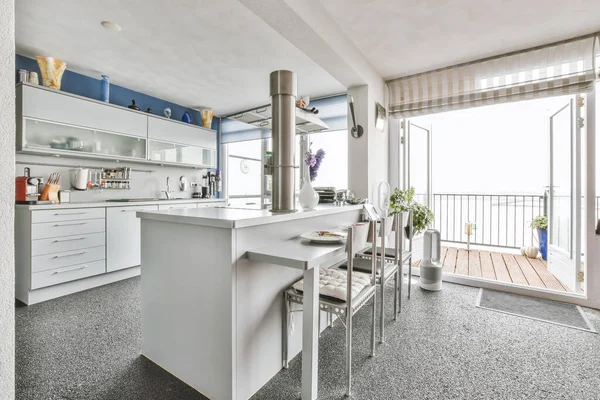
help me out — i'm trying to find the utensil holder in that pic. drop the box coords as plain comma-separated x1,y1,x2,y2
40,184,60,202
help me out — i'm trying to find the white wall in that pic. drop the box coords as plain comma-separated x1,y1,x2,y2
347,81,389,201
0,0,15,397
15,154,212,202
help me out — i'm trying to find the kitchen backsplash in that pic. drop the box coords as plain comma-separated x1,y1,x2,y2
16,153,213,202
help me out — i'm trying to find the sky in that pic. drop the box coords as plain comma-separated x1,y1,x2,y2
412,94,578,195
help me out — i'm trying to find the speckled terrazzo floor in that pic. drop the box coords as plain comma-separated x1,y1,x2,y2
15,277,206,400
253,282,600,400
15,277,600,400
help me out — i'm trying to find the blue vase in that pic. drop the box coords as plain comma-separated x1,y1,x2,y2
100,75,110,102
182,111,191,123
537,228,548,260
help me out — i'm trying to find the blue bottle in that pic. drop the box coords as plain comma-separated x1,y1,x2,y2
100,75,110,102
182,111,191,123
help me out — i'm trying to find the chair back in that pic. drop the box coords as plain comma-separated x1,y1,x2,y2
346,222,370,257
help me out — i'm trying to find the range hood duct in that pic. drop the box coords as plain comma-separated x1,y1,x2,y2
270,70,297,213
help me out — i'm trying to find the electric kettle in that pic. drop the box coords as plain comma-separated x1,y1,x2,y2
72,168,89,191
419,229,443,291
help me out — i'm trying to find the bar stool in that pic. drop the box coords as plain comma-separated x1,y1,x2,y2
362,211,413,307
341,214,402,343
283,221,377,397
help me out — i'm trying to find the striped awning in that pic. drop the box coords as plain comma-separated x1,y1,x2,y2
388,34,600,118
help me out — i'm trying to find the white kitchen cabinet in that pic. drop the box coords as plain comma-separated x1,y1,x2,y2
147,116,217,168
15,200,225,305
148,116,216,148
19,84,147,137
15,83,217,168
106,205,159,272
157,203,198,211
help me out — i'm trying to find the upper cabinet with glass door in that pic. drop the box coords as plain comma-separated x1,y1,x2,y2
147,116,217,168
16,83,148,161
15,83,217,168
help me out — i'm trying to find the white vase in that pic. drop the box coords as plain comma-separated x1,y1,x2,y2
299,171,319,210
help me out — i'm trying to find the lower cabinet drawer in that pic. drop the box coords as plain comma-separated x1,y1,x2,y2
31,232,106,257
31,246,106,273
31,260,106,290
31,218,105,240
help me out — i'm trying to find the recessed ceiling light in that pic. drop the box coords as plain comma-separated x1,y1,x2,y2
101,21,121,32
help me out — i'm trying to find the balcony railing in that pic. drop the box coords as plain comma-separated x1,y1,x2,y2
431,193,545,249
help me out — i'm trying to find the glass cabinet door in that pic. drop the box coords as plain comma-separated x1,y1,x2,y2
23,118,147,160
148,139,214,166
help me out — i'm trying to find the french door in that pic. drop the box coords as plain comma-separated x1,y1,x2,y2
403,120,432,208
548,96,582,292
402,119,432,262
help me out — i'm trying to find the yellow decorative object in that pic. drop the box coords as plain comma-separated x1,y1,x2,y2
201,109,214,128
36,56,67,90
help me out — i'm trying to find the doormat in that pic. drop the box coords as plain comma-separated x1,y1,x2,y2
476,289,597,333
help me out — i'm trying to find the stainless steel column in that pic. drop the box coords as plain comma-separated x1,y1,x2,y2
270,70,297,212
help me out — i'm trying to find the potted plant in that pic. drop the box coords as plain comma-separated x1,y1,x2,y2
389,186,434,237
530,215,548,260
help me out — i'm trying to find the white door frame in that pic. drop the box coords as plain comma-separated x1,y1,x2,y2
547,98,581,291
403,119,432,208
397,88,600,309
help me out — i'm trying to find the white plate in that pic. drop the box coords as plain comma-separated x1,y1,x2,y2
300,230,347,243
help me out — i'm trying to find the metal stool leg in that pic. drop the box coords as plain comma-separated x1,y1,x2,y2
393,270,398,320
398,266,403,313
346,310,352,397
408,257,413,299
371,294,376,357
282,292,289,369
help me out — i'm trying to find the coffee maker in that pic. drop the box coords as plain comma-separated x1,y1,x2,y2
15,167,42,203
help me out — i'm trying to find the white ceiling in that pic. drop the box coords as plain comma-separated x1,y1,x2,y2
15,0,346,115
320,0,600,80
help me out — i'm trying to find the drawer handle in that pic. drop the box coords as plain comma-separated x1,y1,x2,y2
52,250,87,259
53,222,88,227
52,265,88,274
53,236,87,243
54,211,88,216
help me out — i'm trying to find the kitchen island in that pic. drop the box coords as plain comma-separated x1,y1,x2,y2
137,204,363,400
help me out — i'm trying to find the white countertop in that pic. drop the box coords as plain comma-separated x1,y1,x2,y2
246,237,347,270
137,204,364,229
15,198,226,210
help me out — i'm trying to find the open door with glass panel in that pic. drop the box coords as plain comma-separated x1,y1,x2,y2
403,119,432,261
548,96,582,292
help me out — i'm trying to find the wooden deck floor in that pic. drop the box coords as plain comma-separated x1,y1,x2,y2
412,247,571,292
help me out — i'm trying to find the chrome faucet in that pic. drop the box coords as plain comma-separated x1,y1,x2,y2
163,177,174,199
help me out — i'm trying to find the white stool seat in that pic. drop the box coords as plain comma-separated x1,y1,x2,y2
291,267,371,302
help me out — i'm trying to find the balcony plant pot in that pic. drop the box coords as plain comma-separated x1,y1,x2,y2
537,228,548,260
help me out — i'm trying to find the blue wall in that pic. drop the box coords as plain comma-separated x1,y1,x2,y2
16,55,220,130
16,55,221,171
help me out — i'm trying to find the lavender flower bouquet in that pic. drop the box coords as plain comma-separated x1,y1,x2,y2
304,148,325,182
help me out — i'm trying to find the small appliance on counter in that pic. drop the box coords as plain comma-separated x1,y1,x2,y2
314,187,336,203
15,167,45,204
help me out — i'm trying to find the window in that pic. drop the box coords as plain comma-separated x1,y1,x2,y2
305,130,348,189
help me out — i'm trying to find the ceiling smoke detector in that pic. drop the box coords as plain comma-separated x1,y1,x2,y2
101,21,121,32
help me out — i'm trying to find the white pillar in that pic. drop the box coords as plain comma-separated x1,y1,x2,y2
0,0,16,396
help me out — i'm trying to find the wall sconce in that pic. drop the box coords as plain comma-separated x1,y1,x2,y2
348,95,364,138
